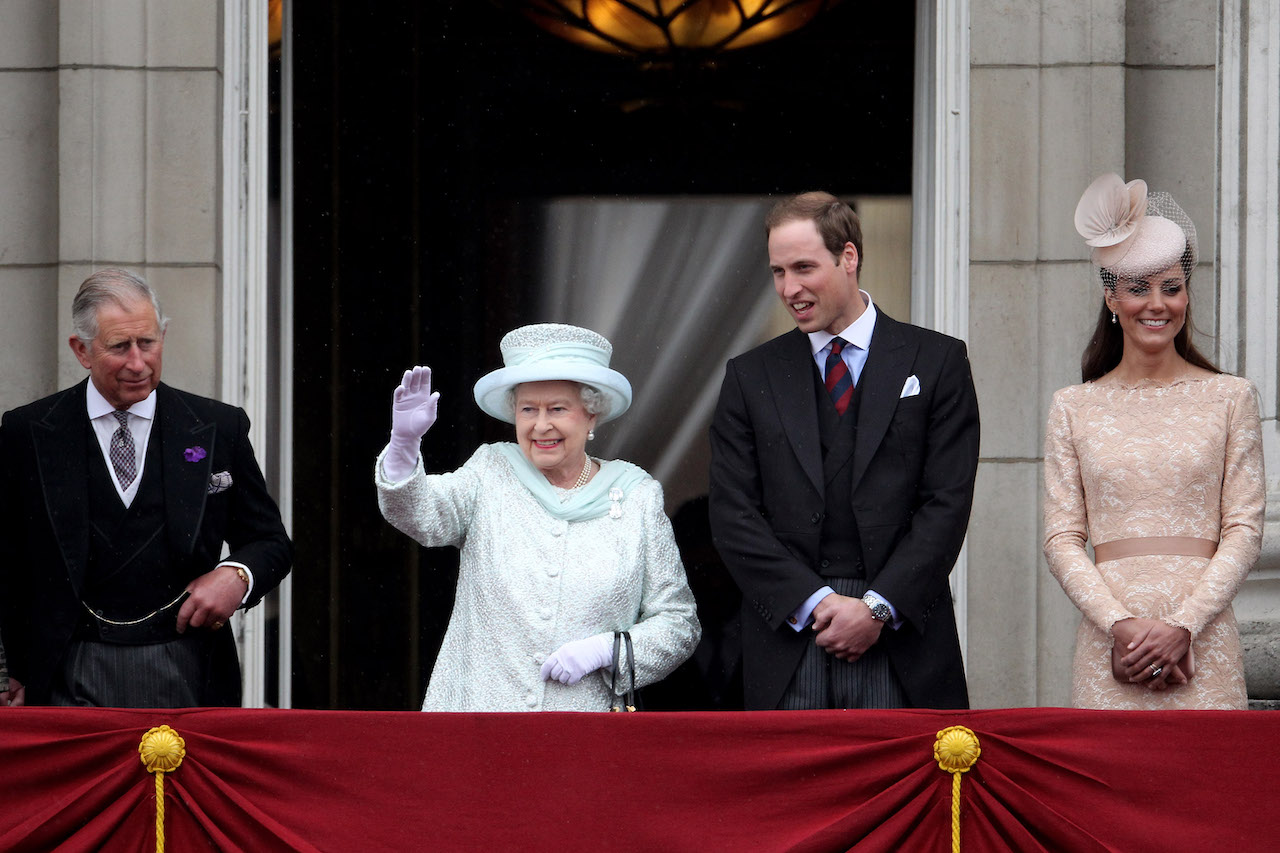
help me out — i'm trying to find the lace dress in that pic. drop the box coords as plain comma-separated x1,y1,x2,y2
1043,373,1265,709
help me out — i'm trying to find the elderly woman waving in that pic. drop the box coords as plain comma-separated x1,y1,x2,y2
376,324,700,711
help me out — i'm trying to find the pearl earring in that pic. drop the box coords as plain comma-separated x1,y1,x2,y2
587,430,595,441
1111,311,1117,324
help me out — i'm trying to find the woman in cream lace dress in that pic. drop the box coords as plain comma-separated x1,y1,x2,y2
1044,175,1265,709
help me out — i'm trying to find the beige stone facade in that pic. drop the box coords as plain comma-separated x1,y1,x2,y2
0,0,223,402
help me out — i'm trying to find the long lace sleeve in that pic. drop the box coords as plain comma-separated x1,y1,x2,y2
1166,381,1265,635
1043,390,1135,634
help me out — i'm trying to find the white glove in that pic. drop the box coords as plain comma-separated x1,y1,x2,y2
383,366,439,483
540,635,613,685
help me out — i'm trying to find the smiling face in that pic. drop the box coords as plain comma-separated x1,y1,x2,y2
514,380,598,487
768,218,865,335
69,297,165,409
1105,259,1189,358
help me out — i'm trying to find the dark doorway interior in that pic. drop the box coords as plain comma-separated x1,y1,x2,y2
289,1,916,709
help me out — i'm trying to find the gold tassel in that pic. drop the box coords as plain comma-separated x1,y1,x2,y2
139,725,186,853
934,726,981,853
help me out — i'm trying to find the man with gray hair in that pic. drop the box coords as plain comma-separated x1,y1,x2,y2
0,268,291,707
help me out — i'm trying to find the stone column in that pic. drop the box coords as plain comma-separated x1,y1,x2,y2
0,2,60,407
1216,0,1280,707
966,0,1128,708
55,0,223,397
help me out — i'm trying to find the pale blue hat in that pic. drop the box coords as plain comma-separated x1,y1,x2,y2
472,323,633,424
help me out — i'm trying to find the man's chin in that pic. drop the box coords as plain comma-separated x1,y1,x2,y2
115,384,155,406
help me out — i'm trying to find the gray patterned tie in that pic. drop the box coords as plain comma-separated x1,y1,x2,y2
109,410,137,487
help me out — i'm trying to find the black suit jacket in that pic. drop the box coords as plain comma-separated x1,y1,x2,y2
708,313,979,710
0,380,292,703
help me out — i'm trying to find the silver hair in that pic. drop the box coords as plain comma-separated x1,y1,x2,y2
71,268,169,344
504,382,612,420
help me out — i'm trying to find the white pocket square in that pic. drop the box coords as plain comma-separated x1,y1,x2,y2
900,375,921,398
208,471,233,494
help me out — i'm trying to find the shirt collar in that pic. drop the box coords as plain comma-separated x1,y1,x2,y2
807,290,878,356
85,381,158,421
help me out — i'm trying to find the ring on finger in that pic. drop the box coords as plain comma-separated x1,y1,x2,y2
1149,664,1163,678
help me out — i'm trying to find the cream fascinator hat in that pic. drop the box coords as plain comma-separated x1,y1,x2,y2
473,323,633,424
1073,173,1197,279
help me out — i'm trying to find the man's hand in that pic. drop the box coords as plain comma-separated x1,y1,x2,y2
812,593,883,661
1,677,25,707
177,565,248,633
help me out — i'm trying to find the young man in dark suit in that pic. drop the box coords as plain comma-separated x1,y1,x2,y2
709,192,979,710
0,268,291,707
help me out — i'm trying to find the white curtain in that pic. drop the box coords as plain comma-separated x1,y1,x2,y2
538,197,776,490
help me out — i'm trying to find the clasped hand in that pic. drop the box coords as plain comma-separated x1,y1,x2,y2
812,593,883,661
1113,617,1192,690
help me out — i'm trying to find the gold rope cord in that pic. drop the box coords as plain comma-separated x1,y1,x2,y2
934,726,980,853
139,725,186,853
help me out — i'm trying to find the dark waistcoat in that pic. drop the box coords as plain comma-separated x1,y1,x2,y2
814,363,865,578
83,420,184,619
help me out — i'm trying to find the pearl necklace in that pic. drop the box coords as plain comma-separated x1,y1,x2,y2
571,453,593,490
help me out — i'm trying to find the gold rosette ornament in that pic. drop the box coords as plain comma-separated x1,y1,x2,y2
139,726,186,853
934,726,980,853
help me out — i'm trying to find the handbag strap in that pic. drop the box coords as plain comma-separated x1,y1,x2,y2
610,630,637,712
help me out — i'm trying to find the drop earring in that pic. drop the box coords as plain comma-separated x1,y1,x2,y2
1111,311,1117,324
587,430,595,441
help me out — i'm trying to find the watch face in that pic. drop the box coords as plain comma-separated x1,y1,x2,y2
863,597,890,622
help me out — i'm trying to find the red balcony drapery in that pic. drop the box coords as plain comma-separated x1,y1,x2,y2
1,707,1277,851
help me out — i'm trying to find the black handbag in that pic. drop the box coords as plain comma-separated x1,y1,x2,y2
610,630,638,712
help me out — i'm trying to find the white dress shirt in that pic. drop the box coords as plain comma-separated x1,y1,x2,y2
84,382,254,601
85,382,155,507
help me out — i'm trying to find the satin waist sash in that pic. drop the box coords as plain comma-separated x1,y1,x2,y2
1093,536,1217,564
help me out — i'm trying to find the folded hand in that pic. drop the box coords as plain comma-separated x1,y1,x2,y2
1112,618,1192,690
812,593,883,662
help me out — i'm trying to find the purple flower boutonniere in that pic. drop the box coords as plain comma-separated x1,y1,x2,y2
184,446,207,463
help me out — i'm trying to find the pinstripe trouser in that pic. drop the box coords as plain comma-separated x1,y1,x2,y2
49,635,215,708
778,576,908,710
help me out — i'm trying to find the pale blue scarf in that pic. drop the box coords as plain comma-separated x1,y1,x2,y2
492,442,650,522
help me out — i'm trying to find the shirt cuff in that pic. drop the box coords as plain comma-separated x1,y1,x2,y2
218,561,255,606
788,586,836,632
864,589,903,630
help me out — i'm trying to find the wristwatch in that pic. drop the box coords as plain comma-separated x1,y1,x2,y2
862,593,892,623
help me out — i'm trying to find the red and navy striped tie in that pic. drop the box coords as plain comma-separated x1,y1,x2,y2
825,337,854,415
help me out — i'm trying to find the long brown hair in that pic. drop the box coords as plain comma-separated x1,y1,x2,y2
1079,248,1221,382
